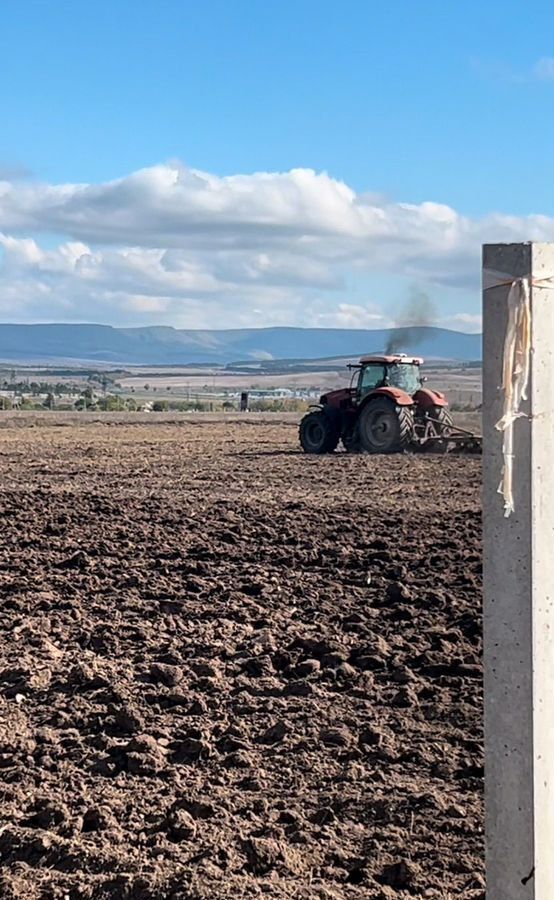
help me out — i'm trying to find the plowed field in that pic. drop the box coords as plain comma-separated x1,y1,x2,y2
0,420,483,899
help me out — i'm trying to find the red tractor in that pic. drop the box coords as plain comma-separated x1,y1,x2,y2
299,354,479,454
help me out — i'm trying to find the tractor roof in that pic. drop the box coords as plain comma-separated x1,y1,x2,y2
359,354,424,365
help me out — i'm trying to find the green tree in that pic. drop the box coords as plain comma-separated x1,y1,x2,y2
97,394,123,411
77,386,95,410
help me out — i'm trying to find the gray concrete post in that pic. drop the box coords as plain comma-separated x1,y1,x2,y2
483,242,554,899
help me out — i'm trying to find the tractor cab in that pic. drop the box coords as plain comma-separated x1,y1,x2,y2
356,354,423,400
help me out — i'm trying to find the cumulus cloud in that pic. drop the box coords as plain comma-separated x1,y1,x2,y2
0,162,33,181
534,57,554,80
472,56,554,83
312,303,388,329
443,312,482,333
1,162,554,328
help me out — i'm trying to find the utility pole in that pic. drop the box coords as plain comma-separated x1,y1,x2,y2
483,242,554,899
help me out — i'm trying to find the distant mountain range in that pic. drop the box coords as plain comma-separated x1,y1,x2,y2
0,323,482,365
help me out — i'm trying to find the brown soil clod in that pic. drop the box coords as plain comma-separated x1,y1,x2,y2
0,419,483,899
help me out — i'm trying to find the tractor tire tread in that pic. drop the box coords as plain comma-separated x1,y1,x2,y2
396,405,415,450
423,405,454,453
358,398,415,454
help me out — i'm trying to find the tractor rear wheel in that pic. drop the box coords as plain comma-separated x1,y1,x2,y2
432,406,454,432
424,406,454,453
358,398,414,454
299,409,340,454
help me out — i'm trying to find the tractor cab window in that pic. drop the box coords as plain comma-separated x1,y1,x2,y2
359,365,386,396
387,364,420,394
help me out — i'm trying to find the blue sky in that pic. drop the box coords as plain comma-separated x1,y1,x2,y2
1,0,554,331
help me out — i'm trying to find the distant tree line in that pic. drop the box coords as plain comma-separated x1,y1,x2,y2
0,389,311,414
2,380,81,396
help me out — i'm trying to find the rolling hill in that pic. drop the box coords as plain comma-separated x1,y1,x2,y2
0,323,482,365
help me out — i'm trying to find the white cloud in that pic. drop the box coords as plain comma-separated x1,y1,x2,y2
469,57,523,83
471,56,554,83
0,163,32,181
534,57,554,80
1,162,554,329
313,303,388,329
443,312,482,333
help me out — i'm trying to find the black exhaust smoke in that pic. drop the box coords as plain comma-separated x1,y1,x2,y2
385,290,437,355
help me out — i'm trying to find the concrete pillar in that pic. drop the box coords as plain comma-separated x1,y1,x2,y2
483,242,554,899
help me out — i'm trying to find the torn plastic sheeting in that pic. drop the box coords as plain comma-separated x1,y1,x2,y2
496,277,530,517
484,270,554,517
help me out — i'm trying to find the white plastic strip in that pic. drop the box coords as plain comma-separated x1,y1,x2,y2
484,270,554,517
495,278,530,517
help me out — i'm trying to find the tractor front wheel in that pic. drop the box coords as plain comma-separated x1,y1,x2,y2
299,409,340,454
358,398,414,454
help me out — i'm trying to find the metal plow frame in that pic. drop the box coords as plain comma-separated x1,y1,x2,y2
414,415,483,455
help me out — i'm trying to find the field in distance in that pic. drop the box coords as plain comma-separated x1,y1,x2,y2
0,359,483,412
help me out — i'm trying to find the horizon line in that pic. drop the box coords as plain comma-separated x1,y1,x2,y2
0,322,482,335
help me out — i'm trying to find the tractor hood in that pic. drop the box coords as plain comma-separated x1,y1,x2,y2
320,387,355,408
